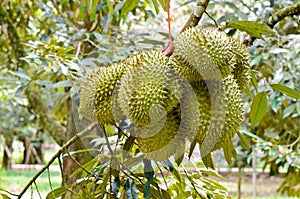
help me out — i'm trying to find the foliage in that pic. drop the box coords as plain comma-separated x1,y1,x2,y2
0,0,299,198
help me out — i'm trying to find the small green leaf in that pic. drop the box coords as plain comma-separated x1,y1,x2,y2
0,193,11,199
282,103,296,118
175,153,184,166
152,0,160,14
250,71,258,92
173,168,182,182
250,92,268,127
158,0,168,11
121,0,139,16
237,132,250,151
270,84,300,99
143,159,154,182
46,187,66,199
226,21,275,39
143,181,151,199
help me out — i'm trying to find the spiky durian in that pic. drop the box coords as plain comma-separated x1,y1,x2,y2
116,50,182,127
172,27,251,89
79,62,129,125
192,74,243,155
135,107,186,161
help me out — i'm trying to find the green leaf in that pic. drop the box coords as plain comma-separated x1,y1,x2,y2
250,92,268,127
270,84,300,99
143,181,151,199
200,169,225,180
175,153,184,166
152,0,160,14
201,153,215,169
143,158,154,182
250,71,258,92
282,103,296,118
124,178,138,199
162,159,174,172
0,193,11,199
173,168,182,183
46,187,66,199
123,135,135,158
121,0,139,16
237,132,250,151
226,21,275,39
158,0,168,11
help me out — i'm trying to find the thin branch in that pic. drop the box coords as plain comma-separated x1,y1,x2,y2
66,149,92,175
155,162,169,190
17,122,98,199
180,0,211,32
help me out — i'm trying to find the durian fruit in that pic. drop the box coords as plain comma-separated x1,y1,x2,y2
135,106,186,161
79,62,129,125
172,27,251,89
116,50,182,127
192,74,243,156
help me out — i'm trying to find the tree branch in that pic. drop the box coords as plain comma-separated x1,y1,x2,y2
267,2,300,29
17,122,98,199
180,0,211,32
245,2,300,45
25,84,66,146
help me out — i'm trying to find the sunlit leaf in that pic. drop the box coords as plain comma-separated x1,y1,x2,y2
270,84,300,99
121,0,139,16
250,92,268,127
158,0,168,11
226,20,275,38
237,132,250,151
46,187,66,199
152,0,160,14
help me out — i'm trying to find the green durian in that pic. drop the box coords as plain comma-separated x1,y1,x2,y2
79,62,129,125
117,50,182,127
135,106,186,161
172,27,251,89
192,74,243,156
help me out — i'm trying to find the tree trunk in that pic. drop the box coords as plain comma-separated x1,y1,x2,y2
62,95,94,198
2,138,13,169
22,136,43,164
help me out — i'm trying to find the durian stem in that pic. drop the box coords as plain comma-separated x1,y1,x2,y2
180,0,211,32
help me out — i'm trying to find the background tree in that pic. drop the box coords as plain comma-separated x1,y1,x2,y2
0,0,299,198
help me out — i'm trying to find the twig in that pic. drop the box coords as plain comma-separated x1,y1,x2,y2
17,122,98,199
180,0,211,32
245,2,300,45
155,162,169,190
34,181,42,199
66,149,92,175
183,167,203,197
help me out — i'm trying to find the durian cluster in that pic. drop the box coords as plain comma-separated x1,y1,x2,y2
79,27,250,162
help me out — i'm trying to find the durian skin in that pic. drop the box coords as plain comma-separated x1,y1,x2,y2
192,74,243,154
172,27,251,90
79,62,129,125
117,50,181,127
135,106,186,161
